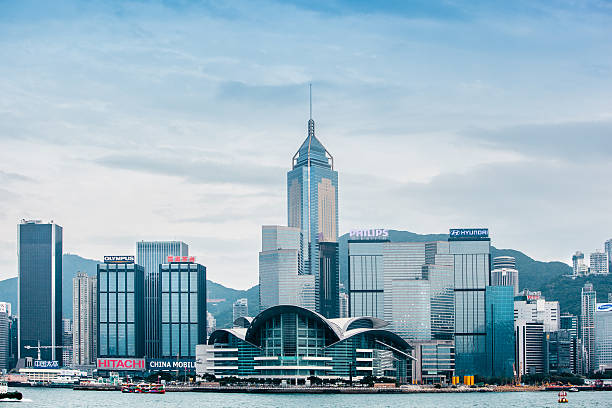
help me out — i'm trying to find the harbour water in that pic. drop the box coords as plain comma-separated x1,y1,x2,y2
9,388,612,407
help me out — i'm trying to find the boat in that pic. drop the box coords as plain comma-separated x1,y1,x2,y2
121,382,165,394
0,381,23,400
558,390,568,403
568,387,579,392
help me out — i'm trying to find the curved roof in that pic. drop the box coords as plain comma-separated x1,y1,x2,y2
337,328,411,351
233,316,253,328
244,305,343,345
207,328,247,345
328,317,388,332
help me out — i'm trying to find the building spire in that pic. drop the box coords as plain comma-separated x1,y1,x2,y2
308,83,315,139
309,83,312,120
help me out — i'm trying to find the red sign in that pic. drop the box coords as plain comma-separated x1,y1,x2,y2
97,358,146,371
166,256,196,263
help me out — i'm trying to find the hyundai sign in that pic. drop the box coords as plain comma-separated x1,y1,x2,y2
449,228,489,241
596,303,612,312
349,229,389,240
103,255,134,264
97,358,146,371
147,359,196,372
34,360,59,369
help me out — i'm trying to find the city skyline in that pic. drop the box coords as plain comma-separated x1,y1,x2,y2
2,1,612,290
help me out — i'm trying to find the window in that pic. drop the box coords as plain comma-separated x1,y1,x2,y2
162,324,170,356
181,271,189,292
171,293,179,321
180,324,189,356
118,323,126,355
126,272,134,292
127,293,134,322
100,324,108,355
190,295,197,321
172,324,180,356
171,272,179,292
162,293,170,322
118,293,125,323
181,294,189,322
100,294,107,323
99,271,107,292
108,324,117,355
108,271,116,291
190,272,198,292
108,293,117,323
162,271,169,292
127,324,135,356
117,271,125,291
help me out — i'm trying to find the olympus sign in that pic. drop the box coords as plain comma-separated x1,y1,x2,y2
349,229,389,239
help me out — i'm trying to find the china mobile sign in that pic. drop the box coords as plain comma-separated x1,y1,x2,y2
97,358,146,371
349,229,389,240
147,359,196,372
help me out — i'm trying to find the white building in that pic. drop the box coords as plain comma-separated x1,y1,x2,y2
572,251,587,276
73,272,97,366
18,368,87,384
206,312,216,337
258,226,315,312
589,250,609,275
515,321,544,375
62,319,73,367
338,292,349,318
232,298,248,324
491,255,519,295
514,298,560,332
595,303,612,372
582,283,597,373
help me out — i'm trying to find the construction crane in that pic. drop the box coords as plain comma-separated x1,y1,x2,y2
24,340,69,361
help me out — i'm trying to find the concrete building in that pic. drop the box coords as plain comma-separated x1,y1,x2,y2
62,319,73,367
491,256,519,296
259,226,315,312
595,303,612,372
572,251,587,276
233,299,248,324
0,307,10,371
605,239,612,271
18,220,63,364
514,297,560,333
198,305,412,383
581,283,597,373
589,250,609,275
73,272,97,366
515,321,544,375
136,241,188,358
412,340,455,384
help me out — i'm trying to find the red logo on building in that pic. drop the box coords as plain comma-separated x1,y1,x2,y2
166,256,196,263
97,358,146,371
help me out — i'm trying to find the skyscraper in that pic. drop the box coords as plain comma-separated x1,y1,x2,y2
18,220,63,364
605,239,612,271
348,239,386,319
560,313,578,373
486,286,515,378
595,302,612,372
491,256,519,295
581,282,596,373
136,241,188,358
259,226,315,311
515,321,544,375
62,318,73,367
73,272,97,366
287,88,339,317
572,251,587,276
0,305,10,371
232,298,248,323
589,250,609,275
514,297,560,332
449,228,490,377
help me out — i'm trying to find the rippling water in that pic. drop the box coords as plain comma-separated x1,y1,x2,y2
8,388,612,408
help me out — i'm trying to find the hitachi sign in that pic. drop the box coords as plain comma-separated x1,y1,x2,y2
349,229,389,239
97,358,146,371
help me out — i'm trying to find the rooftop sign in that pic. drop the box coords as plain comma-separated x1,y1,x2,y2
34,360,59,369
103,256,134,264
449,228,489,241
349,229,389,240
167,256,196,263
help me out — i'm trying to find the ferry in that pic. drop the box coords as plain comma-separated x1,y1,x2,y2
121,382,165,394
0,381,23,400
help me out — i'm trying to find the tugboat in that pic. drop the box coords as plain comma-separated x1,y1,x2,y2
558,390,568,403
0,381,22,400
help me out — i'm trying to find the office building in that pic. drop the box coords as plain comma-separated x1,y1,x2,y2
62,319,73,367
206,312,216,337
412,340,455,384
136,241,188,358
0,308,10,371
73,272,97,366
348,239,385,319
390,279,431,341
514,297,560,332
286,96,339,317
97,258,145,358
572,251,587,276
198,305,412,383
605,239,612,271
491,256,519,295
259,226,315,311
18,220,63,364
449,228,490,376
561,313,579,373
424,242,454,340
233,299,248,324
515,321,544,375
339,292,349,318
595,303,612,371
581,283,596,373
543,330,572,374
486,286,515,378
589,250,609,275
317,242,339,318
159,259,206,358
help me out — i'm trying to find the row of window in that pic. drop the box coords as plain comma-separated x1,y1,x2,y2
161,323,198,357
161,270,198,293
99,271,135,292
99,323,136,356
99,293,135,323
161,293,199,323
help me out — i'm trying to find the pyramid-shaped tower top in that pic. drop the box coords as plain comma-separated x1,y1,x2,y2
292,85,334,169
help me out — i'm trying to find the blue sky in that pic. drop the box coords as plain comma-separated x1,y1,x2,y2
1,0,611,288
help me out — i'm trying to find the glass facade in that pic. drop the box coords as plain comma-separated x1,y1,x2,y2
159,262,206,358
426,242,454,340
413,340,455,384
391,279,431,341
318,242,339,318
97,262,145,358
543,330,571,374
450,239,490,376
200,305,411,383
581,283,596,373
485,286,515,378
18,221,63,363
287,118,339,317
348,241,385,319
595,304,612,371
136,241,188,358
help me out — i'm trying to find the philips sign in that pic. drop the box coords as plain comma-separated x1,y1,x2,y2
34,360,59,369
596,303,612,312
104,255,134,264
449,228,489,241
349,229,389,240
97,358,146,371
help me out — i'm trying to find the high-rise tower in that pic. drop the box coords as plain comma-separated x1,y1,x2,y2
286,85,339,317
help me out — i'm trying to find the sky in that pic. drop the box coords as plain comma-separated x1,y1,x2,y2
1,0,611,289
